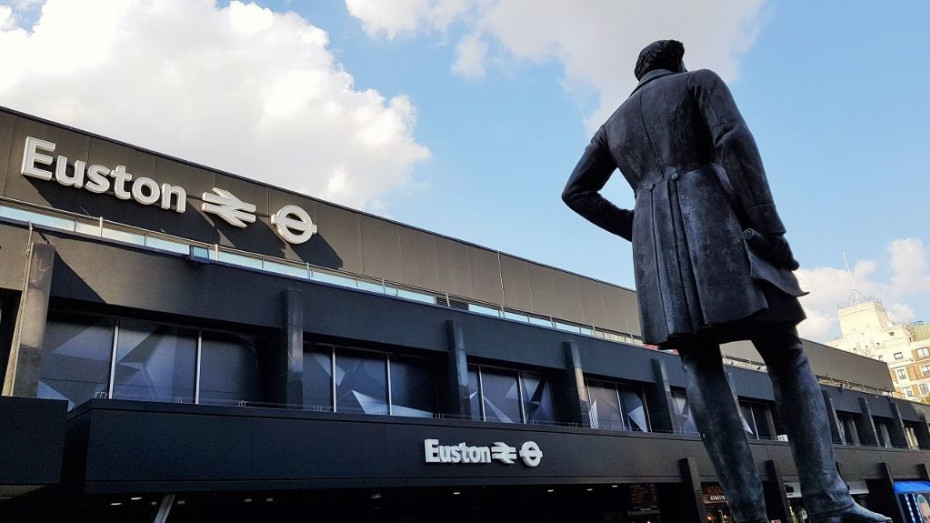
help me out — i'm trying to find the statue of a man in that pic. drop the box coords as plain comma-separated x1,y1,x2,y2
562,39,890,523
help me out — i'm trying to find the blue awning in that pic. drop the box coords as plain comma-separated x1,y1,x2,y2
895,481,930,494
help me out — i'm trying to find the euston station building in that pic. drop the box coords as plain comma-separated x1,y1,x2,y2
2,106,930,523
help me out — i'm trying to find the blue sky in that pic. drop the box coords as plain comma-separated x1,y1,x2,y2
1,0,928,341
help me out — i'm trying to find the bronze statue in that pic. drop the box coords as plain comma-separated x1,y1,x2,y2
563,39,891,523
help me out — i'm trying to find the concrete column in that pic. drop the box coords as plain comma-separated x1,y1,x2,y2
679,457,709,523
270,289,303,407
887,399,909,449
562,341,589,427
446,320,471,419
857,397,880,447
3,242,55,398
822,391,844,445
764,460,792,523
649,358,676,434
879,462,907,523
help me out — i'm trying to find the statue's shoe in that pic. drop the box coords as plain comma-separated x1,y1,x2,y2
812,503,892,522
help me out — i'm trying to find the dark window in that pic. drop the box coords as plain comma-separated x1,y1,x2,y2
875,418,893,448
468,365,558,425
335,350,388,415
588,381,625,431
739,401,775,440
480,369,522,423
468,368,481,420
671,390,698,434
586,379,650,432
38,314,113,409
521,372,556,424
389,356,434,418
199,332,261,406
904,422,921,450
111,320,197,402
303,345,436,418
303,349,334,411
837,412,860,446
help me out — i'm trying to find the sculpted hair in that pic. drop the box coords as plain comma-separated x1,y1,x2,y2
634,40,685,80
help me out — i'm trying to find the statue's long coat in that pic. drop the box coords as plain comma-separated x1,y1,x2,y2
563,68,804,347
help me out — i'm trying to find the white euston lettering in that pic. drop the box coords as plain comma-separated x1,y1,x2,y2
111,165,133,200
20,137,185,214
55,156,85,188
161,183,187,213
131,177,161,206
85,164,111,194
21,137,55,180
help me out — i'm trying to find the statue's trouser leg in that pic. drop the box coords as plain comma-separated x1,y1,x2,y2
750,324,853,515
679,341,768,523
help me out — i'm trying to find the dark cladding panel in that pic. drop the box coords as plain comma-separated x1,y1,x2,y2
526,263,558,318
152,157,216,207
313,202,361,273
267,189,319,264
802,339,895,392
552,270,585,325
360,216,403,283
499,254,532,312
722,338,896,394
152,159,219,244
435,238,473,299
578,277,608,328
721,340,761,362
602,284,641,336
399,227,440,291
207,174,272,255
0,397,66,485
211,173,269,216
0,111,16,195
82,138,157,231
4,118,90,210
467,246,502,306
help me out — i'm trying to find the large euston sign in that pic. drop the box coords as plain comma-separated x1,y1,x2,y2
20,136,317,244
423,439,543,467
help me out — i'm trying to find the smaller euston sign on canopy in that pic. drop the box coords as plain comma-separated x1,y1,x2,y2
20,136,317,245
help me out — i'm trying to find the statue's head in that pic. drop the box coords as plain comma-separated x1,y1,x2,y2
634,40,685,80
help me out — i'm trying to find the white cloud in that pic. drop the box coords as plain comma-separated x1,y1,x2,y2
795,238,930,342
0,0,429,211
346,0,767,130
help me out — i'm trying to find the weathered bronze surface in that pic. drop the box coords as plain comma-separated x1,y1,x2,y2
563,40,890,523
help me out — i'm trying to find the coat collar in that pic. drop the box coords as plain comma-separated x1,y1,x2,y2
630,69,679,96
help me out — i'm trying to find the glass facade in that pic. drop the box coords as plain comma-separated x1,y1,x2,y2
586,380,650,432
199,332,261,406
38,314,113,409
389,356,434,418
480,369,522,423
738,401,774,440
838,412,860,445
112,320,197,402
302,345,436,418
335,350,389,415
671,390,698,434
37,313,262,409
303,349,334,411
467,365,557,425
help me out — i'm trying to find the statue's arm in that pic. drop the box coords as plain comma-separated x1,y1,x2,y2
562,126,634,242
689,69,786,235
